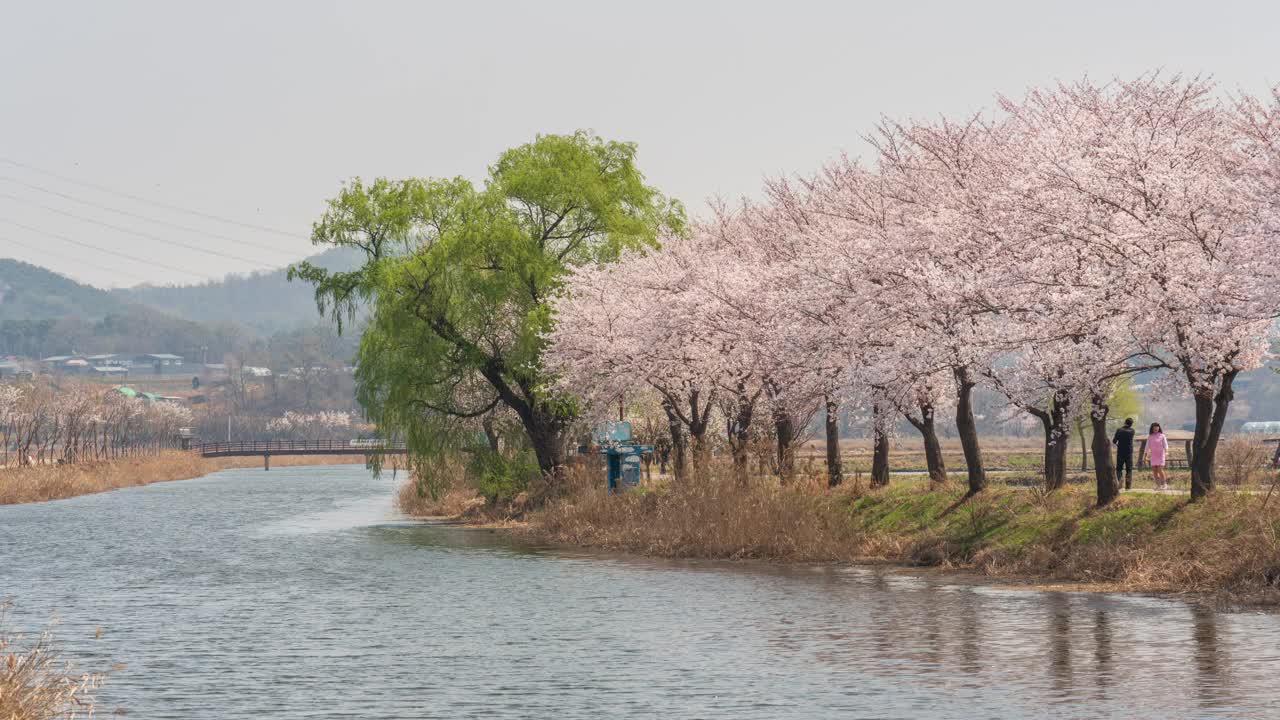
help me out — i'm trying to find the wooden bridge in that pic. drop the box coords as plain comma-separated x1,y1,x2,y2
195,439,408,470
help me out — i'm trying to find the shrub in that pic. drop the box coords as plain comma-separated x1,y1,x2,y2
1218,437,1269,487
470,450,540,504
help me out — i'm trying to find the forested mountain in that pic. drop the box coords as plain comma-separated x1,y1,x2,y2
0,259,246,358
0,259,232,358
116,246,363,333
0,258,131,321
0,256,359,366
0,305,249,361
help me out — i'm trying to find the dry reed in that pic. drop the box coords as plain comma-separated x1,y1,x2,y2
395,477,486,519
526,465,868,561
0,604,101,720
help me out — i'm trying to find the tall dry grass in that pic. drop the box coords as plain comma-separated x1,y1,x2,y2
394,457,486,518
0,451,371,506
527,465,869,560
0,604,101,720
523,463,1280,604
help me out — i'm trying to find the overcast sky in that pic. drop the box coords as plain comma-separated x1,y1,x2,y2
1,0,1277,288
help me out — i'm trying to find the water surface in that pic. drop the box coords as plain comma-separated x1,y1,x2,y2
1,465,1276,719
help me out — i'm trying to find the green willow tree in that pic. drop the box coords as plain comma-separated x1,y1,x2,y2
290,132,683,478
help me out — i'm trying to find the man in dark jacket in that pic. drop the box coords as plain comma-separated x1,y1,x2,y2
1112,418,1136,490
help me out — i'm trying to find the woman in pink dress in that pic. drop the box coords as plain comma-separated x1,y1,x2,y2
1148,422,1170,490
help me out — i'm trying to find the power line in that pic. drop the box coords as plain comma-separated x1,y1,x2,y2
0,234,155,285
0,175,300,257
0,219,218,281
0,157,308,240
0,192,281,268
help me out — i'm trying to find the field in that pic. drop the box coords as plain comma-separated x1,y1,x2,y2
799,434,1191,474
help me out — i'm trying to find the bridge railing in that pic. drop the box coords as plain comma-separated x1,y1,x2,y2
196,439,408,455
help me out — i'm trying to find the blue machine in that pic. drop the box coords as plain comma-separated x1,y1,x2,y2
591,422,653,492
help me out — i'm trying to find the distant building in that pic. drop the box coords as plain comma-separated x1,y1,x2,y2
0,362,30,382
89,365,129,378
286,364,331,378
241,366,273,379
41,355,87,373
86,353,131,368
1242,421,1280,435
134,354,184,375
201,363,229,378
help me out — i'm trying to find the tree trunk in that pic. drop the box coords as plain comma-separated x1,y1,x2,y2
774,409,796,482
1032,391,1071,491
726,390,756,487
481,415,500,453
662,400,686,482
904,401,947,484
523,408,565,480
1045,425,1070,491
1077,420,1089,471
689,427,711,477
825,396,843,487
730,439,749,485
657,388,715,478
1189,370,1237,501
1090,394,1119,506
954,367,987,496
871,405,890,488
687,393,713,476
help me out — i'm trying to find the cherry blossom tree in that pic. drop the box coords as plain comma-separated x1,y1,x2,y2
549,232,719,480
792,153,982,490
995,75,1280,500
549,73,1280,506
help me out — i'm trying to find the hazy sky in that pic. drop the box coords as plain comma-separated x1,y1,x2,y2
1,0,1277,288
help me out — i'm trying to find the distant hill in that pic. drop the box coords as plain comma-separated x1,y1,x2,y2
0,258,131,321
115,246,363,333
0,259,243,359
0,254,362,368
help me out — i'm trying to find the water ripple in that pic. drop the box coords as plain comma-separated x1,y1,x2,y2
1,465,1275,719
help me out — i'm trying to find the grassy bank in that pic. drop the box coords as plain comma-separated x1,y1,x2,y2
0,451,371,506
400,463,1280,605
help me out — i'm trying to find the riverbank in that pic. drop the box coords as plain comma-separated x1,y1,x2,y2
0,451,371,506
401,467,1280,606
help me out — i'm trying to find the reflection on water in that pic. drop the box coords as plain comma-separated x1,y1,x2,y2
1092,608,1114,695
1048,592,1073,696
1192,606,1226,708
1,465,1278,719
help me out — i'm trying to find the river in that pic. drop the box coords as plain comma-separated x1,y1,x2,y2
1,465,1277,719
